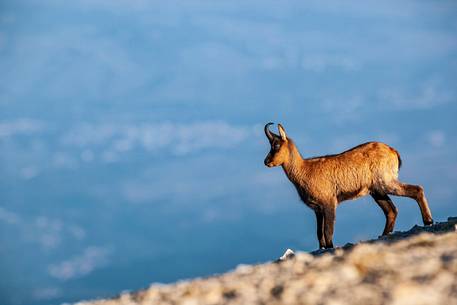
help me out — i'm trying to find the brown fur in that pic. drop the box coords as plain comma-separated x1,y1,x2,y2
264,123,433,249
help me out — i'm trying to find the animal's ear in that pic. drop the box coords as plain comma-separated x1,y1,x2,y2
278,124,287,141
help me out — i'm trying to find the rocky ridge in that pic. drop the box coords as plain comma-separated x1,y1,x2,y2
78,217,457,305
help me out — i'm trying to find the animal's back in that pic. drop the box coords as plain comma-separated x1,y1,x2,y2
305,142,401,200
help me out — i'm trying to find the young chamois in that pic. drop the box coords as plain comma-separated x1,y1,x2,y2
264,123,433,249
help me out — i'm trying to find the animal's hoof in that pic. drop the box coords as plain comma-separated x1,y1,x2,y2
424,219,434,226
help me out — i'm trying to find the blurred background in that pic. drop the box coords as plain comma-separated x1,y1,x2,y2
1,1,456,304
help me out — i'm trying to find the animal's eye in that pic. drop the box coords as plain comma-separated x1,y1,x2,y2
274,144,281,150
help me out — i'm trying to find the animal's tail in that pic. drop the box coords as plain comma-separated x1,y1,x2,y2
388,146,402,170
394,148,402,170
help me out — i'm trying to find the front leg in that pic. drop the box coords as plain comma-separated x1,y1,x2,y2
314,209,326,249
323,203,337,249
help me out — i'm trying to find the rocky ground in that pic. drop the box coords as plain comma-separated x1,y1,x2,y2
78,217,457,305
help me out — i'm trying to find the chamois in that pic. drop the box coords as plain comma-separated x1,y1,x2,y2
264,123,433,249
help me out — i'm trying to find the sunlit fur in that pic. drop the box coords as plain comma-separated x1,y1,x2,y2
264,123,433,249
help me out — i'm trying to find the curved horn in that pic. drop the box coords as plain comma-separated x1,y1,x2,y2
264,122,274,142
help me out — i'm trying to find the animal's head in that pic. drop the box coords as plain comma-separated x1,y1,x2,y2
264,122,290,167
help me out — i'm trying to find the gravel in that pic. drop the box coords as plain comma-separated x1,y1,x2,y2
77,217,457,305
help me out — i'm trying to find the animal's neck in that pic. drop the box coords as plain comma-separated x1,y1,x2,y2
281,140,307,184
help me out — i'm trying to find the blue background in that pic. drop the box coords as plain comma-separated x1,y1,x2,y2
1,1,456,304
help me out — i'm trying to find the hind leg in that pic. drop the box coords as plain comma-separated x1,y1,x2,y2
371,192,398,235
387,181,433,226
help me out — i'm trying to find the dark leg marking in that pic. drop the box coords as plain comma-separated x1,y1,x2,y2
323,205,336,249
371,192,398,235
314,209,326,249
